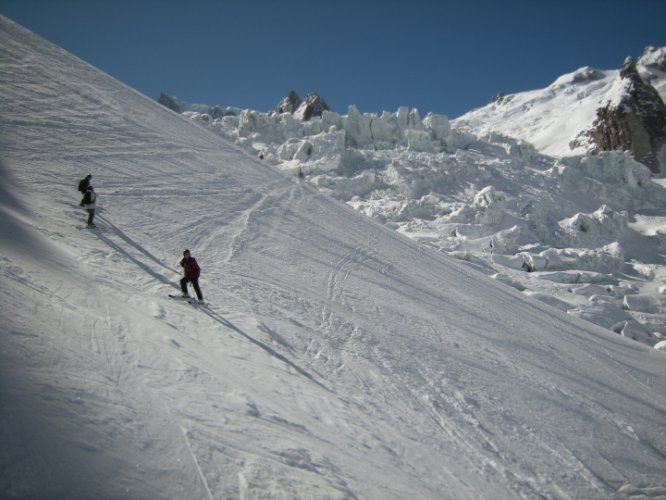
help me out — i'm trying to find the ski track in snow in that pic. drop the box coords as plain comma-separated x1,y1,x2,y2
2,16,666,499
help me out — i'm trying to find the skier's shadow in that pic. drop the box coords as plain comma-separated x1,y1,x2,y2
199,306,331,393
93,214,177,286
0,159,42,256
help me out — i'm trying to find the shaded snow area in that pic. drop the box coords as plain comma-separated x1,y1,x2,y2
1,16,666,500
180,48,666,350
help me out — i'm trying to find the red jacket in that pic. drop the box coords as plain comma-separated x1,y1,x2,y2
181,257,200,279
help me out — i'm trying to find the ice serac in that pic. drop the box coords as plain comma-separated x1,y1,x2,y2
571,56,666,173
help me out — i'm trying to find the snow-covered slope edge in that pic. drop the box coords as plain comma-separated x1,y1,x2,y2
2,16,666,499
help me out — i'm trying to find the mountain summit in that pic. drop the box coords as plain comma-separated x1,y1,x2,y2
454,47,666,172
275,90,330,121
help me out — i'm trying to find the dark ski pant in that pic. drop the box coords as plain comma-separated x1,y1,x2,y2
180,276,203,301
86,208,95,226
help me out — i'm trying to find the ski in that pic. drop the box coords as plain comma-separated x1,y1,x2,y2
168,294,204,306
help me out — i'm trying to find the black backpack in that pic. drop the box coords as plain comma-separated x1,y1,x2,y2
78,177,89,193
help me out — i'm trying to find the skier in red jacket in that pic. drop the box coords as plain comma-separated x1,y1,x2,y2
180,249,204,303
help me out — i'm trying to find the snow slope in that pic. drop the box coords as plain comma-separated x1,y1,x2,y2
1,16,666,500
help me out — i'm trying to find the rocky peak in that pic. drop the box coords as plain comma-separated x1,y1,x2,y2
620,56,638,79
275,91,302,114
294,91,330,121
571,56,666,173
275,91,330,121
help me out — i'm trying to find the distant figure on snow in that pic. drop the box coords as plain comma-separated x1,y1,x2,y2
78,174,92,205
180,249,204,303
82,185,97,228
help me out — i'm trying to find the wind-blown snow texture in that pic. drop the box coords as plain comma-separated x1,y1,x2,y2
1,16,665,500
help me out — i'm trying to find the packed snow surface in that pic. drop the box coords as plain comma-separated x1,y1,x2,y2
1,16,666,500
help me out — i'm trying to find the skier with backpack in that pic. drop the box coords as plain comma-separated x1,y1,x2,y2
179,249,204,303
78,174,92,205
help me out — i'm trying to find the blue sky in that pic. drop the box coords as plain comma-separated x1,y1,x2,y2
2,0,666,118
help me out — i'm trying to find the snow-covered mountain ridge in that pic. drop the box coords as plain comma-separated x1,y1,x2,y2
2,15,666,498
455,46,666,160
166,48,666,348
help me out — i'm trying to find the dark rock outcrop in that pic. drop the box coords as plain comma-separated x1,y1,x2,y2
209,106,236,119
157,92,181,113
491,92,512,106
571,57,666,173
294,91,330,121
276,91,330,121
